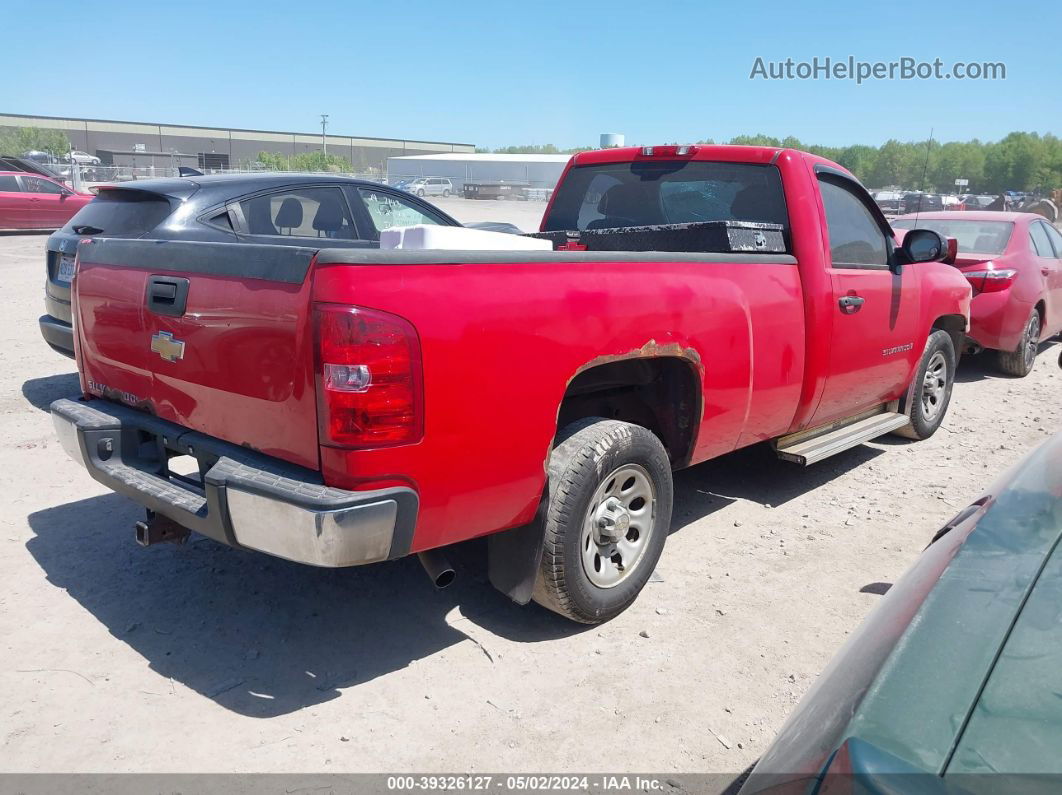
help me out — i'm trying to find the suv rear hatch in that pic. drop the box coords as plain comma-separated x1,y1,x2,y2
73,237,321,470
47,183,191,325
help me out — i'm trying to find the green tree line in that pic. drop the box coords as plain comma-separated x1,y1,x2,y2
0,127,73,157
254,150,358,172
484,132,1062,194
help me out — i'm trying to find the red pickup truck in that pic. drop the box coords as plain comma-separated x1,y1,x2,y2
51,145,970,623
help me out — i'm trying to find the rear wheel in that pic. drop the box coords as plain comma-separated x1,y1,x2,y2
532,418,672,624
892,330,956,440
442,189,451,197
996,309,1041,377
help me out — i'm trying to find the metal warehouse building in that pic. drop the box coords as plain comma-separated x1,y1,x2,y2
0,112,474,173
386,153,571,191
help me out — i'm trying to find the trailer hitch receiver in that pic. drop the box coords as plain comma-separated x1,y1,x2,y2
135,511,191,547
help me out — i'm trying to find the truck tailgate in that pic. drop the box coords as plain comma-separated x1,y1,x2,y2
74,239,321,470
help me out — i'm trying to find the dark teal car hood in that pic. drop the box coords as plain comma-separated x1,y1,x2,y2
743,432,1062,792
947,471,1062,775
848,433,1062,774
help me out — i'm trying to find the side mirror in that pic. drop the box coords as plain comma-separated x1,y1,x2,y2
901,228,949,263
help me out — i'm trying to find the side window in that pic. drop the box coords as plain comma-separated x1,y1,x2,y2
818,177,888,268
1042,222,1062,258
1029,222,1054,258
358,188,445,238
238,187,357,240
0,175,19,191
24,177,65,195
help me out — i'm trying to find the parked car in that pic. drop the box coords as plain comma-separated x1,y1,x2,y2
38,173,461,357
893,211,1062,376
402,177,453,197
65,150,101,166
901,192,945,214
742,417,1062,792
0,171,92,232
961,193,997,210
49,145,970,624
21,150,61,167
872,190,904,217
19,150,71,179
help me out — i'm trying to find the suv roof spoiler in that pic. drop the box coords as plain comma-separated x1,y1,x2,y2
0,155,64,179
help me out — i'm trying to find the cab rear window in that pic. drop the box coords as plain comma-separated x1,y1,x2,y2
62,189,174,237
542,160,789,234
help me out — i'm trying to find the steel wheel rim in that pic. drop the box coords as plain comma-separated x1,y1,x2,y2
581,464,657,589
921,351,948,421
1024,314,1041,369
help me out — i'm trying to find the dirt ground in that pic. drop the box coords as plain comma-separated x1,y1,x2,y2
1,223,1060,785
432,195,550,231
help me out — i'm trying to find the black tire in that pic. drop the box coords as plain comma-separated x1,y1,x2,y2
532,418,673,624
416,189,425,197
892,330,957,440
442,189,451,197
995,309,1041,377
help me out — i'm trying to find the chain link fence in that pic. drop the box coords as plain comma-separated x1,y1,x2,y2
37,162,555,203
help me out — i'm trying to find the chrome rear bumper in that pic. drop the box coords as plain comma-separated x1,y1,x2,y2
50,397,417,567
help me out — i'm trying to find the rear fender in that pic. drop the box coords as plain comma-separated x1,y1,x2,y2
490,346,704,604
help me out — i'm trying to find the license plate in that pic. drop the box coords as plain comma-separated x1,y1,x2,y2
57,255,76,283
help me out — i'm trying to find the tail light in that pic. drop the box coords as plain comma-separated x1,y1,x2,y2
943,236,958,265
963,267,1017,294
314,304,424,448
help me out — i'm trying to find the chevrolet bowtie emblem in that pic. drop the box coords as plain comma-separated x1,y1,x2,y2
150,331,185,363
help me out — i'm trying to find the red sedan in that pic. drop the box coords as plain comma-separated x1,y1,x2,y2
0,171,93,231
894,211,1062,376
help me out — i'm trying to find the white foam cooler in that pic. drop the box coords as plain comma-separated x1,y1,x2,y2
379,225,552,251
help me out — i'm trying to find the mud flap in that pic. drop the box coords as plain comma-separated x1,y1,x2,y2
487,500,548,605
896,334,931,425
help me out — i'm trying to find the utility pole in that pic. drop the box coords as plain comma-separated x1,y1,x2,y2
320,114,329,155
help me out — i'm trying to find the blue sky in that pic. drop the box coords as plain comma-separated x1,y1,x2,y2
5,0,1057,149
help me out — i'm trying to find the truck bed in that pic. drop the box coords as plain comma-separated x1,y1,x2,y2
73,237,804,551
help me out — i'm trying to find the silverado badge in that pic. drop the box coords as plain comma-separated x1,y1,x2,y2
150,331,185,363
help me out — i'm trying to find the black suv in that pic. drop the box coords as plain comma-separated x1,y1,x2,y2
900,192,945,215
41,173,461,357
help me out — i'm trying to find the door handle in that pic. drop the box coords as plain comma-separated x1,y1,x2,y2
145,275,190,317
839,295,865,313
1042,267,1052,276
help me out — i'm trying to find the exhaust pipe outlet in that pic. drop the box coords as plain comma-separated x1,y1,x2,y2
418,549,456,589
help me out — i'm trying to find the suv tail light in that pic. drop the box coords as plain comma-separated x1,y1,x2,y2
313,304,424,448
964,268,1017,294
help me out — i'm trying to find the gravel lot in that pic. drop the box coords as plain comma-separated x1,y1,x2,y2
432,195,550,231
1,224,1059,784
